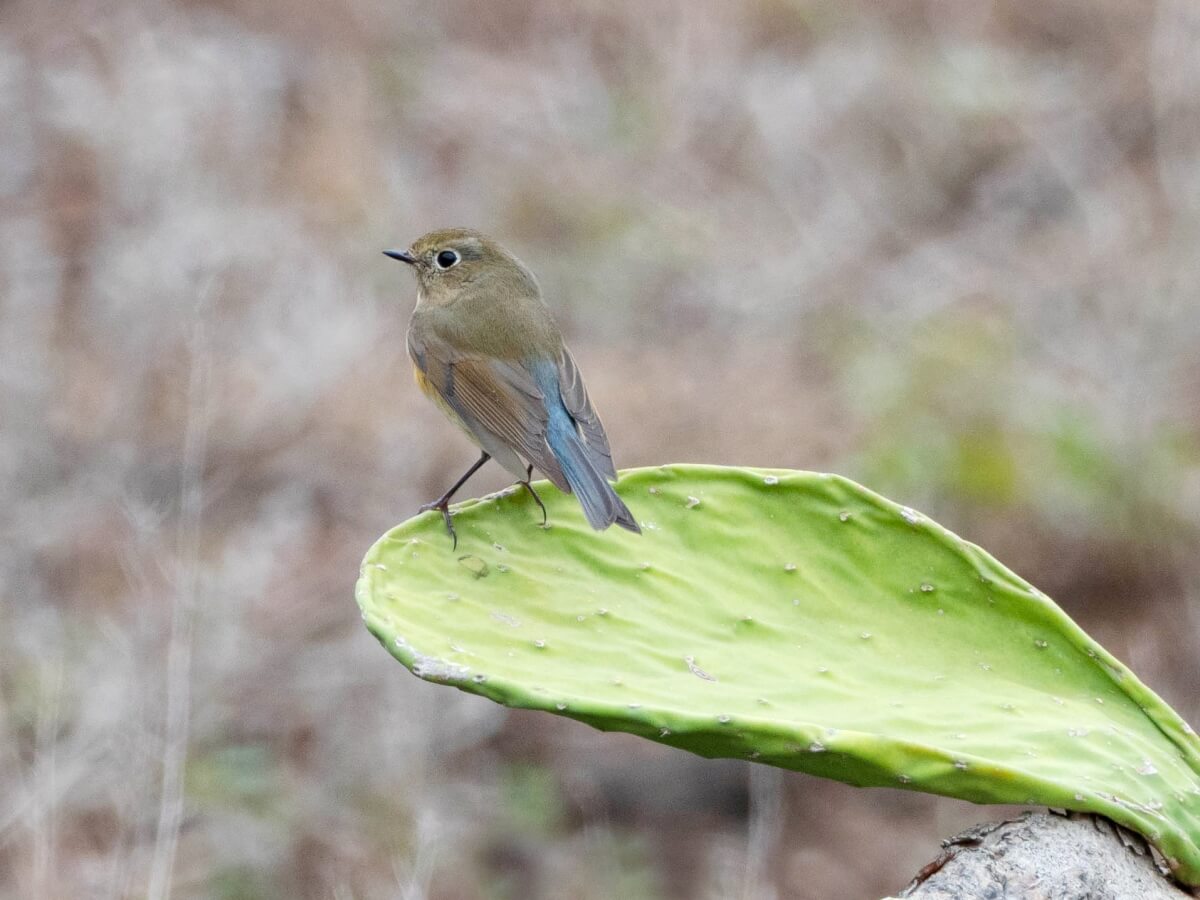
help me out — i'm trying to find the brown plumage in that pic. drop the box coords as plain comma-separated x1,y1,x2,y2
385,228,638,545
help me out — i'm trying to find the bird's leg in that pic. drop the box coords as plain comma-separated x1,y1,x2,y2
519,463,548,527
420,452,490,549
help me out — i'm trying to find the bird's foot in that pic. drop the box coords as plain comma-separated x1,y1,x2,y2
520,465,549,528
419,498,458,550
520,481,548,527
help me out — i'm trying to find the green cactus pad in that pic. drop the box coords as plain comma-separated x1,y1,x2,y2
356,465,1200,883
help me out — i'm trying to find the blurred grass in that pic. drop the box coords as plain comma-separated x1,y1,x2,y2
2,0,1199,897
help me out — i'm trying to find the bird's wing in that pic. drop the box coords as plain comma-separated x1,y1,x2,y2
555,346,617,480
408,328,569,491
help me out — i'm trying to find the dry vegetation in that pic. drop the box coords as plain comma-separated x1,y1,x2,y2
2,0,1199,897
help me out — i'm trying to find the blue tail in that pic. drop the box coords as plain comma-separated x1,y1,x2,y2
547,418,640,533
528,356,638,533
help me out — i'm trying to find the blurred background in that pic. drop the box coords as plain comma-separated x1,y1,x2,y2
3,0,1200,897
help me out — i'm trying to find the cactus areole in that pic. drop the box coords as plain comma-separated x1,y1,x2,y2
357,465,1200,884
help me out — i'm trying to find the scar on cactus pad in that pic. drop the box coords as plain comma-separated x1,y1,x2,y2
356,464,1200,885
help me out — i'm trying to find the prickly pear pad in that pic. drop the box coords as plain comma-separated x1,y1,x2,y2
357,465,1200,883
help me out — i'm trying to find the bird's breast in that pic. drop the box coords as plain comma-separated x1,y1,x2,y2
413,361,477,442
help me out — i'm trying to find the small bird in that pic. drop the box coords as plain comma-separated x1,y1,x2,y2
384,228,639,546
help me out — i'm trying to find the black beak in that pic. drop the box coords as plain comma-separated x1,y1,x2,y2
383,249,417,264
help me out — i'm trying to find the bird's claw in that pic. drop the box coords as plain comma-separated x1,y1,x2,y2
419,499,457,550
520,482,548,527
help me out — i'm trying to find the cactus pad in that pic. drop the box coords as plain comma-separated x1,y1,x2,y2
356,465,1200,883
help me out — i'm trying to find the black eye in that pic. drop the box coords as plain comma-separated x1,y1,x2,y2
435,249,460,269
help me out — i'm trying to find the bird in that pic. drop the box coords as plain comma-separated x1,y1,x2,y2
384,228,640,547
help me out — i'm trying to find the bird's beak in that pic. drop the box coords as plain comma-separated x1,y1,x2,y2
383,249,417,265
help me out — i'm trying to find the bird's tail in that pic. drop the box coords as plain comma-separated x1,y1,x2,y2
550,427,640,533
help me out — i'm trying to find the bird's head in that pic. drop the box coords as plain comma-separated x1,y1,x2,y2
384,228,537,306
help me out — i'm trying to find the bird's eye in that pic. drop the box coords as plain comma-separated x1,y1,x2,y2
435,249,460,269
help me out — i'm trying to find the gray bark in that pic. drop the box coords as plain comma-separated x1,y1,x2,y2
891,811,1196,900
